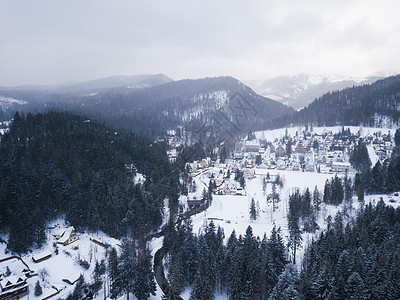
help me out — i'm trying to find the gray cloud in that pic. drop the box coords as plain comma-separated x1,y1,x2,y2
0,0,399,86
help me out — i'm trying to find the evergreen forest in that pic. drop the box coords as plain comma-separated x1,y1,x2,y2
0,111,179,253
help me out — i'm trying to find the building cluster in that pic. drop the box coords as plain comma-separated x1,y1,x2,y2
0,226,80,300
177,127,397,211
179,128,397,204
0,257,31,300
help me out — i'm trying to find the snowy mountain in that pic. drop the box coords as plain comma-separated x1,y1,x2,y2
77,76,295,135
0,76,295,137
246,73,395,110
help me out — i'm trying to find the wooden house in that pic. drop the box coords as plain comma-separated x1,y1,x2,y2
0,275,29,300
187,194,203,208
55,226,79,246
331,162,351,173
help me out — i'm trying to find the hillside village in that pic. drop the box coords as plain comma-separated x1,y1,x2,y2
171,126,396,209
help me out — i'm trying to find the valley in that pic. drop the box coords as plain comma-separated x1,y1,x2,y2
1,74,400,299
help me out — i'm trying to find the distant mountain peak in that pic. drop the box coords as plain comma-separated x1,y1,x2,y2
245,72,394,110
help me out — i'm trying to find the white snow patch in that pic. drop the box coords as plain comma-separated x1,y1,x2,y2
367,145,380,167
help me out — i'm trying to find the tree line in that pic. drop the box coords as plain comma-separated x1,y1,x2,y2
298,199,400,299
162,220,288,299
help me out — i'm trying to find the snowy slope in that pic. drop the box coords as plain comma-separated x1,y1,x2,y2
367,145,380,167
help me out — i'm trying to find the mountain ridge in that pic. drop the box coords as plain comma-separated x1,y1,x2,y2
246,72,397,110
0,76,294,137
268,73,400,128
0,73,173,94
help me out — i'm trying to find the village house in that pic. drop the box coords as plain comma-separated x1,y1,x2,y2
243,168,256,179
243,140,260,152
54,226,79,246
185,193,204,208
275,144,286,157
0,275,29,300
331,162,351,173
219,181,240,195
0,257,31,300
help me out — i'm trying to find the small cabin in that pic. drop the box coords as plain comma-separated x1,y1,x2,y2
187,194,203,208
32,252,52,263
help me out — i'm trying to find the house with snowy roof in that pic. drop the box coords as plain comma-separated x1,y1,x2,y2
55,226,79,246
243,168,256,179
243,140,260,152
32,251,52,263
0,256,31,300
0,275,29,299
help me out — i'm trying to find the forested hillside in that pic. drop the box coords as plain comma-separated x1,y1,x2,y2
0,76,294,137
299,200,400,299
271,74,400,128
0,112,178,253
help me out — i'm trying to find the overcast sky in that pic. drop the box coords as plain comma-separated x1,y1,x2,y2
1,0,400,86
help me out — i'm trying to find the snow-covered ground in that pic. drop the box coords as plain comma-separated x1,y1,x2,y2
255,125,394,142
190,169,339,247
0,220,123,300
367,144,379,167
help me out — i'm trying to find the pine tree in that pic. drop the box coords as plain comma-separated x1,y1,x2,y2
267,183,280,213
394,128,400,148
134,245,156,300
92,261,103,295
323,180,331,204
118,240,137,300
190,236,216,300
108,247,120,298
288,216,302,264
302,188,313,231
227,246,244,300
239,176,245,189
34,280,43,296
250,198,257,221
269,264,299,300
162,270,183,300
313,186,321,213
286,138,292,158
345,272,368,300
354,173,364,202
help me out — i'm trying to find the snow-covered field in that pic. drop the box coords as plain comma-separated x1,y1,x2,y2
191,169,336,241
